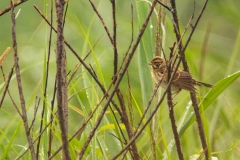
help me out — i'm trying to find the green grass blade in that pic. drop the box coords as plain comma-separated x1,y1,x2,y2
135,0,154,109
0,123,20,160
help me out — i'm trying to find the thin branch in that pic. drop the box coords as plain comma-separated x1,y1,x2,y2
116,4,134,80
47,74,57,158
10,0,36,159
0,66,21,116
166,48,184,160
68,86,93,101
155,5,162,56
36,0,54,156
116,90,139,159
88,0,113,44
108,103,128,143
0,0,27,16
183,0,210,53
29,97,41,133
67,35,102,86
111,0,118,81
42,0,54,158
157,0,171,12
63,2,68,29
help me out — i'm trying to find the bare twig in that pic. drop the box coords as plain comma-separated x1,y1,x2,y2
10,0,36,159
48,74,57,158
68,86,93,101
37,0,54,157
63,2,68,28
117,4,134,79
111,0,118,81
166,48,184,160
0,0,27,16
0,67,14,107
183,0,210,53
88,0,113,44
67,35,102,86
157,0,171,11
155,6,162,56
29,97,41,133
0,66,21,116
55,0,71,159
116,90,139,159
0,47,12,108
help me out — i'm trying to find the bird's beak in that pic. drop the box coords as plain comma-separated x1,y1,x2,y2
148,62,152,65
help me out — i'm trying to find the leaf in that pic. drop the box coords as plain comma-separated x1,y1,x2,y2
98,124,126,133
136,0,154,110
1,123,20,160
0,47,10,67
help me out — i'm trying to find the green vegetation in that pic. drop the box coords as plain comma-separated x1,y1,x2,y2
0,0,239,159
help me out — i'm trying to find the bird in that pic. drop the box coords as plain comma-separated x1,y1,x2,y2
149,56,213,93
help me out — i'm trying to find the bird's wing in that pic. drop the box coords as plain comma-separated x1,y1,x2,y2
172,71,196,93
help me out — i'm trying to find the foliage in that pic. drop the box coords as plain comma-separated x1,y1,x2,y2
0,0,239,159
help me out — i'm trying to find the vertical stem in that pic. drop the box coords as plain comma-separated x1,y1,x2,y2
55,0,71,159
111,0,118,80
10,0,37,159
167,91,184,160
116,90,139,159
47,0,54,158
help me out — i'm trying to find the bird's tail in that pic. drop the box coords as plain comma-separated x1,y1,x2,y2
194,80,213,88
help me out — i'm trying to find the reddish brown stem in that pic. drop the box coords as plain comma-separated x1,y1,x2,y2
55,0,71,159
10,0,36,159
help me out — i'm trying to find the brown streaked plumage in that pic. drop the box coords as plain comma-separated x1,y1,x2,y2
149,56,213,93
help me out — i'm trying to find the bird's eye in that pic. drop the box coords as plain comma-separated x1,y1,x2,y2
153,64,158,69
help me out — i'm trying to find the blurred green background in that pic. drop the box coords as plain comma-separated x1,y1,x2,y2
0,0,240,159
